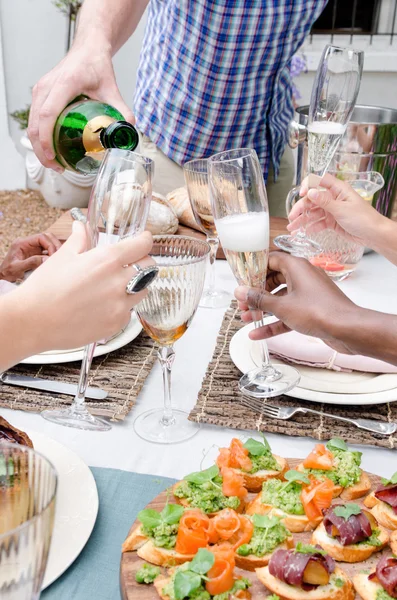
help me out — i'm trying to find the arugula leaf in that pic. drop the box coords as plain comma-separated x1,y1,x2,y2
326,438,348,453
333,503,362,520
137,508,162,530
161,503,184,525
252,514,281,529
284,470,310,485
295,542,326,556
381,471,397,486
174,571,202,600
185,464,219,485
189,548,215,575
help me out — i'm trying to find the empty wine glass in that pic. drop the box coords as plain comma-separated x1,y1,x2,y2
275,44,364,257
133,235,210,444
183,159,231,308
208,148,300,398
0,442,57,600
42,149,155,431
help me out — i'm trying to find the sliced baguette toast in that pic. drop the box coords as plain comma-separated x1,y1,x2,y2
364,491,397,530
353,572,383,600
245,494,322,532
233,455,289,493
390,529,397,554
311,520,389,562
256,565,354,600
137,539,194,567
235,536,294,571
122,525,148,552
172,482,245,516
296,464,371,499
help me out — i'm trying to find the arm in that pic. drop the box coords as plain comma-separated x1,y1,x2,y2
235,252,397,366
28,0,148,170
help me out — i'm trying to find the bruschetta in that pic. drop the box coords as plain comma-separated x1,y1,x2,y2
353,555,397,600
364,471,397,530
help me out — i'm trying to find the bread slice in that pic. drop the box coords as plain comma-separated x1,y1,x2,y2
137,539,194,567
122,525,148,552
364,491,397,530
296,464,371,500
172,482,245,516
311,520,389,562
154,573,252,600
256,565,354,600
245,494,322,533
232,455,289,493
390,530,397,554
353,571,382,600
235,536,294,571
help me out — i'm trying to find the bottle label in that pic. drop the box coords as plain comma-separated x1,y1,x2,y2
82,115,115,158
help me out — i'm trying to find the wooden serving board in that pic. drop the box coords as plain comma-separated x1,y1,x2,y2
46,210,288,260
120,458,391,600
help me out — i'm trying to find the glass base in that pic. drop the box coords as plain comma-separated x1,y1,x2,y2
41,407,111,431
199,288,231,309
134,408,200,444
239,363,301,398
273,234,322,258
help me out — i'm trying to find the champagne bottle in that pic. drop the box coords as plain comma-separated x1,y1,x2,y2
53,97,139,174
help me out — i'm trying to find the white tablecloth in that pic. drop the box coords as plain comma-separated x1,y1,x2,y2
2,252,397,479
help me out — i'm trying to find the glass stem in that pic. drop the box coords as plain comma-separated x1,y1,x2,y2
207,236,219,294
158,345,176,426
73,342,96,412
254,314,281,379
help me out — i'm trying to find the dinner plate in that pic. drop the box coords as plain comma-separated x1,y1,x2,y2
29,431,98,589
229,321,397,406
21,312,142,365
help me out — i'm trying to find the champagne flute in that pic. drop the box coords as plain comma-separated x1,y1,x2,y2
183,158,231,308
133,235,210,444
0,442,57,600
42,149,155,431
208,148,300,398
274,44,364,257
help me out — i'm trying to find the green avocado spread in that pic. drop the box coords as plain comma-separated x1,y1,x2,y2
135,563,161,584
305,446,362,489
243,437,280,474
174,466,241,514
237,515,289,557
141,520,179,549
376,589,395,600
261,479,304,515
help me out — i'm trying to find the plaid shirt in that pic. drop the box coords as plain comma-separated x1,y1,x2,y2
134,0,327,179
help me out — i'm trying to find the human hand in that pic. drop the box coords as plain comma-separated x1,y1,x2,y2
287,173,384,247
234,251,360,355
13,223,153,354
28,42,134,171
0,233,61,282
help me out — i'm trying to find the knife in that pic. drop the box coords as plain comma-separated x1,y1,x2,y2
0,373,108,400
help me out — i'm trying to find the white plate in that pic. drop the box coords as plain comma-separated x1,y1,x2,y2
229,321,397,406
30,431,98,589
21,313,142,365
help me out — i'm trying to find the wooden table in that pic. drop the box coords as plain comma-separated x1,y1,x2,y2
46,210,288,259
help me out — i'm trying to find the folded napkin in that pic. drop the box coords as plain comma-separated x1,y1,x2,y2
266,330,397,374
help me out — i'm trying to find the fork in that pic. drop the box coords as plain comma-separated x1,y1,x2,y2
239,395,397,436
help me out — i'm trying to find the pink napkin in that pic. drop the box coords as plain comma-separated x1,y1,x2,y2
266,330,397,374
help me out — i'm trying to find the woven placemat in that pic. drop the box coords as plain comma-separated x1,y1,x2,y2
0,333,156,421
189,301,397,449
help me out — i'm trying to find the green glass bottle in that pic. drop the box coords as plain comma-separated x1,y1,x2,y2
53,97,139,174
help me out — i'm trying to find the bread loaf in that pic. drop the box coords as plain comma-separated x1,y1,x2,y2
166,187,201,231
146,193,179,235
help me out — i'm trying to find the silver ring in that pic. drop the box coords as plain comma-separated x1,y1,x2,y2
126,263,159,295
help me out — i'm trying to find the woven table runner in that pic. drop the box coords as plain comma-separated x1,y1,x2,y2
189,301,397,449
0,334,156,421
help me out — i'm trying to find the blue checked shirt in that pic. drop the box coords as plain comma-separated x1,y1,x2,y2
134,0,327,180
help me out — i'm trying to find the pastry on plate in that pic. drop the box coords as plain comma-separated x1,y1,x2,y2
256,544,354,600
216,437,288,493
246,469,334,532
353,555,397,600
297,438,371,500
364,470,397,530
0,416,33,448
311,502,388,562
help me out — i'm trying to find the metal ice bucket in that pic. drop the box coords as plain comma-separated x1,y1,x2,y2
289,105,397,220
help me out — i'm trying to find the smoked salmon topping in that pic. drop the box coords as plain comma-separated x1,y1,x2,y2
205,555,235,595
301,478,335,520
216,438,253,473
208,510,254,550
175,510,211,554
221,467,248,499
303,444,334,471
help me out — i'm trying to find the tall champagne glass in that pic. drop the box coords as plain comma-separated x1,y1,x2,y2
134,235,210,444
184,159,231,308
42,149,154,431
208,148,300,398
274,45,364,257
0,442,57,600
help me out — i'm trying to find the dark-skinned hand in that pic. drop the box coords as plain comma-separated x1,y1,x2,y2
0,233,61,282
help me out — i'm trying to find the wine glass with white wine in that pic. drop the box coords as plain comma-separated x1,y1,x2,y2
42,149,157,431
184,158,231,308
133,235,210,444
274,44,364,256
208,148,300,398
